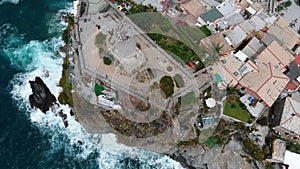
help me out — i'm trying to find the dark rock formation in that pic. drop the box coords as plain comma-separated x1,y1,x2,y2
58,109,69,128
169,154,197,169
29,77,57,113
70,109,74,116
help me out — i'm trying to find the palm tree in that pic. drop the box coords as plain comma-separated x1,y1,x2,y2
203,42,225,65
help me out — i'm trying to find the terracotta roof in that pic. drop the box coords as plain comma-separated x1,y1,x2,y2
239,63,289,107
285,81,298,90
199,32,232,54
295,53,300,65
267,17,300,49
255,41,294,72
180,0,206,18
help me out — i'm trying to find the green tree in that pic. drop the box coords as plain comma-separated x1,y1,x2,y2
103,57,112,65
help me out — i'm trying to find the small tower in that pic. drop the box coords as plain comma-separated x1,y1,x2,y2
111,20,145,74
114,21,136,60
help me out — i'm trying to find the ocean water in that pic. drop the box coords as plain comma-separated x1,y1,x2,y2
0,0,183,168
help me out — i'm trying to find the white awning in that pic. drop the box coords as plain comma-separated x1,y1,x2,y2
246,6,256,15
234,50,248,62
284,150,300,169
297,76,300,83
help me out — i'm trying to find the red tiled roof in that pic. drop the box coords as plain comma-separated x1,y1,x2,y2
295,53,300,65
239,63,289,107
285,81,298,90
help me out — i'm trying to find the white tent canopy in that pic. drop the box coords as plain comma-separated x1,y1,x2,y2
206,98,216,108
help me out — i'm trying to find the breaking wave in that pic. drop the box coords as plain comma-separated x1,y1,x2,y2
0,0,19,5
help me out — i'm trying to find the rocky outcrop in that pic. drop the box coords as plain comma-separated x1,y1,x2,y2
29,76,70,128
58,109,69,128
168,140,261,169
29,77,56,113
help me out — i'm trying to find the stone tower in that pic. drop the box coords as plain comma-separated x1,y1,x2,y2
111,20,145,74
114,20,136,60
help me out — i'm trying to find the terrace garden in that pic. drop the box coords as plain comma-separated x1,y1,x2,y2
101,109,173,138
223,96,254,123
148,33,205,70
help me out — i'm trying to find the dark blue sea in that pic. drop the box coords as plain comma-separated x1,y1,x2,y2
0,0,182,168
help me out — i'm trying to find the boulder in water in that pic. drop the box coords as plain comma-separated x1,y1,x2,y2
58,109,69,128
29,77,57,113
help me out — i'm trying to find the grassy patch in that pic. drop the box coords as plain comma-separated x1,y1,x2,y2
181,92,199,106
99,48,104,55
224,97,254,123
243,138,265,161
95,32,106,46
173,74,185,88
204,136,219,148
159,76,174,98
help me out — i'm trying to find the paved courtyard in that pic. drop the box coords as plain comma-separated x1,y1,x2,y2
282,0,300,32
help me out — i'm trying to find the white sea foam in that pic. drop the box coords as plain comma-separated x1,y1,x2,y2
47,4,73,35
0,0,19,5
8,35,183,168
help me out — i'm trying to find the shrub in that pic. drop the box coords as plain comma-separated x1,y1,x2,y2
62,28,69,44
204,136,219,148
286,141,300,154
284,0,292,7
159,76,174,98
99,48,104,54
199,25,212,37
103,57,112,65
243,138,265,161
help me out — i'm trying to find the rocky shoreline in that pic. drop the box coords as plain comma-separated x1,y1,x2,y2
29,76,70,128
